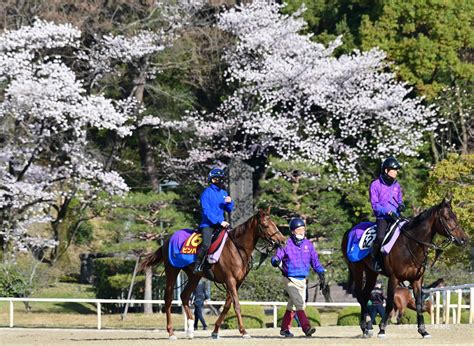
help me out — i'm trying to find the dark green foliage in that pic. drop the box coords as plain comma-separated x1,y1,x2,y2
74,221,94,245
0,265,35,298
398,310,431,325
337,306,360,326
93,257,144,312
211,263,286,302
223,305,266,329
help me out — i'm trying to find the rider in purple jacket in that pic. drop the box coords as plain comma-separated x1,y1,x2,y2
369,157,405,267
271,218,325,338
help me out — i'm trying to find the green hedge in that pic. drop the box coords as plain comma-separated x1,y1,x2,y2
93,257,145,312
398,310,431,324
277,306,321,327
337,306,360,326
223,305,266,329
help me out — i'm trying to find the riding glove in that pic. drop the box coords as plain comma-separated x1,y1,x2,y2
397,203,406,214
271,257,281,268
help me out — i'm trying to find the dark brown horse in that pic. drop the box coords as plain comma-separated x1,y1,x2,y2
139,208,286,340
342,198,467,338
392,278,445,324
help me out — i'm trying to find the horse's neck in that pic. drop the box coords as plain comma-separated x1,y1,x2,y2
232,217,259,257
405,214,437,244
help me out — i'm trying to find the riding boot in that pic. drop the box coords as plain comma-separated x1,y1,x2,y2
371,241,382,271
193,248,207,274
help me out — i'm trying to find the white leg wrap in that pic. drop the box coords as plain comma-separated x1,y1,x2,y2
187,319,194,339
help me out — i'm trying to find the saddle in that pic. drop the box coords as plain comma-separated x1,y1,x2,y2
180,228,227,256
347,219,408,263
168,228,228,269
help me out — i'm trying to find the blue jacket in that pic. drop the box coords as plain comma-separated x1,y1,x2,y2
271,237,324,279
369,176,403,219
199,184,234,228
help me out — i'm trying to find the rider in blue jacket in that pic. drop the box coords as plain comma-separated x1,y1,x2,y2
193,168,234,274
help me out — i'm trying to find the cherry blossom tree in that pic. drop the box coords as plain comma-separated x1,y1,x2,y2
0,20,134,263
182,1,438,181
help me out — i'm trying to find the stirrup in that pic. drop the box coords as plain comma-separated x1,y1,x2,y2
193,262,204,274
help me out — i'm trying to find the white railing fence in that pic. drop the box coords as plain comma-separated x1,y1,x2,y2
425,284,474,325
1,284,472,330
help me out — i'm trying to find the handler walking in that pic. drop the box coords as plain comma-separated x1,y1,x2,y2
271,218,326,337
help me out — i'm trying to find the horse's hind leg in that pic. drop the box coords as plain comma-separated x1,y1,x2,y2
180,269,201,339
362,269,378,337
351,263,371,337
164,265,180,339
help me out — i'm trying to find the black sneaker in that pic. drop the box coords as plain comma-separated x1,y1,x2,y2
304,327,316,337
280,330,294,338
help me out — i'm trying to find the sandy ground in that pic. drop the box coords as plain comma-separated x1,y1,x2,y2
0,325,472,346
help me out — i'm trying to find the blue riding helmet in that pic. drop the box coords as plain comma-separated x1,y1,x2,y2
289,218,305,232
208,168,225,183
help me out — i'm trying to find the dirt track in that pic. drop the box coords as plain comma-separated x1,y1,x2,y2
1,325,472,345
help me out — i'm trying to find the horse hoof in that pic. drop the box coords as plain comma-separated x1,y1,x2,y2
211,332,219,340
377,332,386,339
169,335,178,340
422,332,432,338
242,333,251,339
187,332,194,339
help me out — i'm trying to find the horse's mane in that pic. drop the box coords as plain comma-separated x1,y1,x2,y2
229,212,257,238
404,204,440,230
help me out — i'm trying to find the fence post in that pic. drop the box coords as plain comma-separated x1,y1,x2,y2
456,289,462,324
273,305,277,328
435,291,440,324
444,290,450,324
430,293,434,325
470,288,474,324
9,300,14,328
97,302,102,330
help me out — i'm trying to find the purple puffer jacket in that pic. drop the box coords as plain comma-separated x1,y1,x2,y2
271,237,324,279
369,176,403,219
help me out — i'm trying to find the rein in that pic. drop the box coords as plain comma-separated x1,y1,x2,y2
400,210,458,270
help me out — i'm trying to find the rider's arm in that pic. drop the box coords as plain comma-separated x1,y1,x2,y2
369,181,386,217
223,193,234,212
309,244,325,274
201,189,224,226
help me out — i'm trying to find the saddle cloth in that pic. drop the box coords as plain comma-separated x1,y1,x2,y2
346,219,407,262
168,228,228,268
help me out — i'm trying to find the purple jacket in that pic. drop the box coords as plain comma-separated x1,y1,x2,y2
271,237,324,279
369,176,403,219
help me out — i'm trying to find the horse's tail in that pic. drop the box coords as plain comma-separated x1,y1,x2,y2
138,246,164,272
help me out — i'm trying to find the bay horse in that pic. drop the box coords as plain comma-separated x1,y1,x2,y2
342,198,467,338
139,208,286,339
391,278,445,324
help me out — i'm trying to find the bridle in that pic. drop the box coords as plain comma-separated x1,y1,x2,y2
401,207,461,271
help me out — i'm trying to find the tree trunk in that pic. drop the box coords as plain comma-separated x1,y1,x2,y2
455,83,468,155
144,266,153,314
134,71,159,191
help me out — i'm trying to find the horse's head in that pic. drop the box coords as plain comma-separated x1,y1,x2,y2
257,207,286,248
436,197,468,246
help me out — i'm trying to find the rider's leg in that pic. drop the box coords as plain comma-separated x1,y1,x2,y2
371,218,388,259
194,226,213,273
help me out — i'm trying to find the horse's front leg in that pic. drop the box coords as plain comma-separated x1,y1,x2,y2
212,293,232,339
379,275,398,338
413,279,431,338
227,280,250,338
